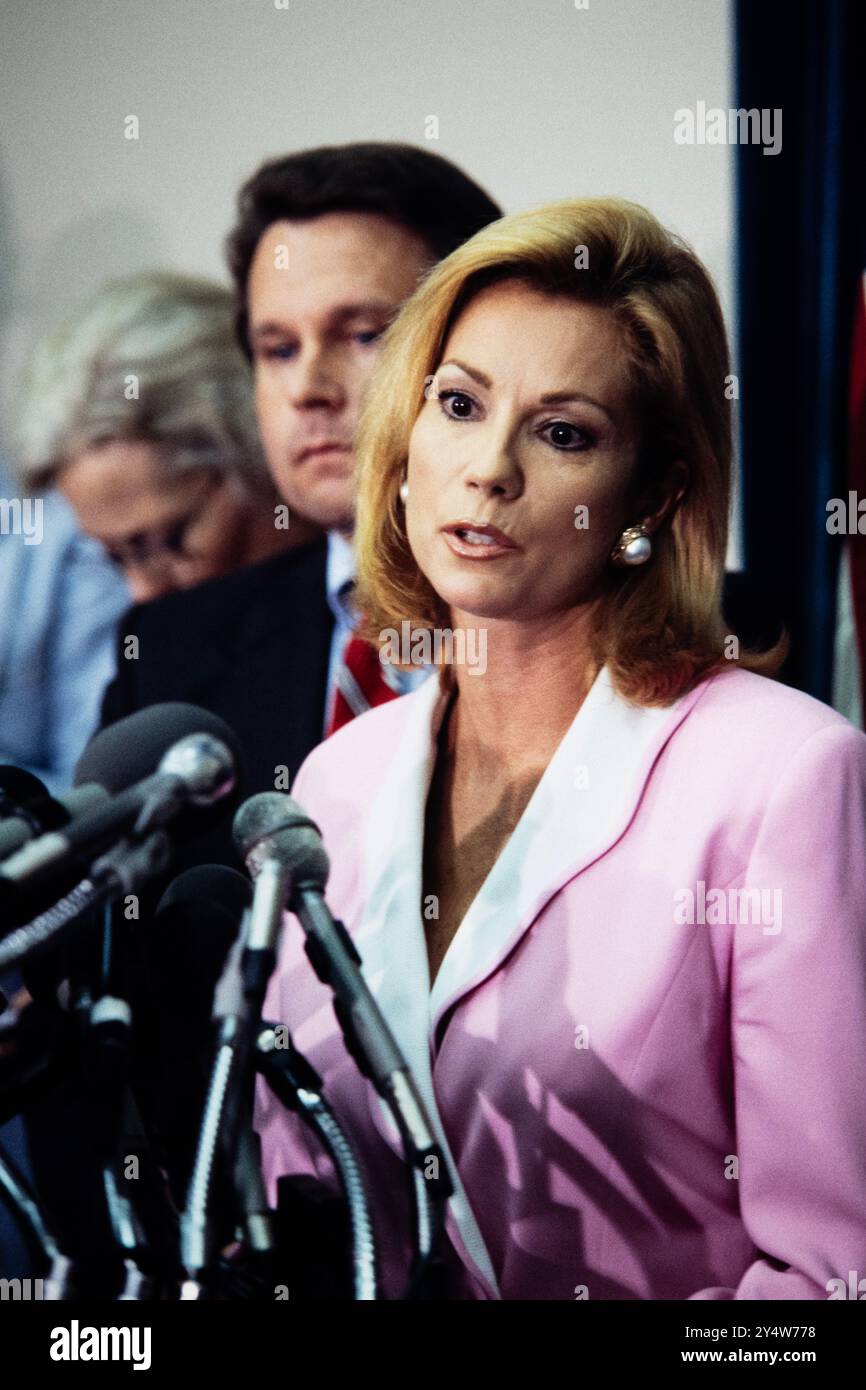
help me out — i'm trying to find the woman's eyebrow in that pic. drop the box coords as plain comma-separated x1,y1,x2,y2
538,389,615,423
439,358,615,424
439,357,492,388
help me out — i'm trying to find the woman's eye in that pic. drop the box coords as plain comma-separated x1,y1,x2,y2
438,389,477,420
541,420,595,451
264,344,297,361
354,327,385,345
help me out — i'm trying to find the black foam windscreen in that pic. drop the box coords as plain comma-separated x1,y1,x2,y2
151,864,252,1027
142,864,254,1206
156,862,253,924
0,766,48,814
73,701,246,795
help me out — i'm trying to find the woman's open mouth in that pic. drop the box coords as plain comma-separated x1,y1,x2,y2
441,521,518,559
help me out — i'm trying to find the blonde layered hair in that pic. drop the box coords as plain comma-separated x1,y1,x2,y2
354,197,786,706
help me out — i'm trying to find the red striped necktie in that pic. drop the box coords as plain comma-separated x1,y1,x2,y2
326,632,400,736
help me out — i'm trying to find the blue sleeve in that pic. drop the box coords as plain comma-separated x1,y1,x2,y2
44,533,129,790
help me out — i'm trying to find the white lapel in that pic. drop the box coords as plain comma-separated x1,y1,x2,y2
354,672,504,1296
352,662,710,1299
428,664,709,1032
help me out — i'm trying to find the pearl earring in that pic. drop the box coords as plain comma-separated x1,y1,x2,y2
399,478,409,505
611,524,652,567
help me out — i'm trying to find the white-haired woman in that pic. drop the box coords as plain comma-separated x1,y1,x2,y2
17,271,318,602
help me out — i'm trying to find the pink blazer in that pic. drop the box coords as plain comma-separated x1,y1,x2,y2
255,664,866,1300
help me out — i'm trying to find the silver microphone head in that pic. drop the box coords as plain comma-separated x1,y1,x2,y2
158,733,236,805
232,792,330,888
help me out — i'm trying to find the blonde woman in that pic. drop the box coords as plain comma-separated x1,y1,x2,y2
255,199,866,1300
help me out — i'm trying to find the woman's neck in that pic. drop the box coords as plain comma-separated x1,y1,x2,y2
443,605,601,776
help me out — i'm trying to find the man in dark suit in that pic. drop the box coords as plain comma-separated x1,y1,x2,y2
101,535,332,809
99,144,503,864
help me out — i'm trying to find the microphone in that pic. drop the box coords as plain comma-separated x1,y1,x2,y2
231,794,327,993
1,704,243,890
169,857,375,1297
179,853,270,1288
148,864,254,1201
155,864,254,996
0,783,106,860
108,865,254,1290
0,697,245,863
74,702,242,794
2,719,244,1300
232,793,417,1104
0,706,246,971
0,768,73,861
232,793,452,1298
0,767,49,817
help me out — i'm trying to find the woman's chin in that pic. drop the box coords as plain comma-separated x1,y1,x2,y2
428,579,524,623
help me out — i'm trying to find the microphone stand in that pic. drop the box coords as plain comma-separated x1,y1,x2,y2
182,855,299,1296
1,830,173,1298
255,1022,378,1300
0,833,170,974
0,987,73,1126
0,1145,74,1298
182,896,381,1299
84,833,188,1300
181,904,260,1297
84,980,162,1301
231,1112,274,1259
289,884,452,1300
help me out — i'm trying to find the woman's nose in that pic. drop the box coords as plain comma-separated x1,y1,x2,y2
464,435,523,498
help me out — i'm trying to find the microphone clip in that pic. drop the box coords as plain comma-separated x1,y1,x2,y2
91,831,172,898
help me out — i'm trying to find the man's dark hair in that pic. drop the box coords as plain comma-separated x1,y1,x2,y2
226,142,503,356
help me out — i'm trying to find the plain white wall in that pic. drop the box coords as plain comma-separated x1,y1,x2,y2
0,0,738,557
